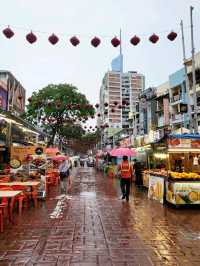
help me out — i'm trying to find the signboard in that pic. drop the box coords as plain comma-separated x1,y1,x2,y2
168,138,200,149
163,98,169,126
0,86,8,111
10,145,44,163
148,175,165,204
7,73,26,114
166,181,200,205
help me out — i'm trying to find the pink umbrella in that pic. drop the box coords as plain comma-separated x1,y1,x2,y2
52,155,68,161
110,147,136,157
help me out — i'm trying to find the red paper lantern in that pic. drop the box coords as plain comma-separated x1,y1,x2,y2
111,37,120,47
28,97,32,103
111,108,115,113
70,36,80,46
130,35,140,46
104,102,108,107
26,32,37,44
122,100,126,105
90,126,92,129
91,37,101,47
91,115,95,119
126,101,129,106
84,126,87,129
97,113,101,117
48,34,59,45
3,27,14,39
56,103,61,109
118,105,122,109
149,34,159,44
167,31,177,41
95,103,99,108
114,101,118,106
95,126,98,128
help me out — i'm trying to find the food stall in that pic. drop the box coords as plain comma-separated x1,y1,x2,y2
147,134,200,206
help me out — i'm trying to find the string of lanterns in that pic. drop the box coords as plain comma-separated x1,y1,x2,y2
2,26,178,47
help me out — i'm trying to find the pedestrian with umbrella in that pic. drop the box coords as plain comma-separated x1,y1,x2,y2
53,155,70,194
117,155,134,202
110,147,136,202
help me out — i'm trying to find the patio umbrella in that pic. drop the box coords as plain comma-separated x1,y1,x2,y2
52,155,68,161
110,147,136,157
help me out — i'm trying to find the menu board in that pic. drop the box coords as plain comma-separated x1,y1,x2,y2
148,175,165,204
166,181,200,205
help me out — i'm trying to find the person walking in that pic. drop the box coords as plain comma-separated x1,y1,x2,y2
59,157,70,194
118,155,133,202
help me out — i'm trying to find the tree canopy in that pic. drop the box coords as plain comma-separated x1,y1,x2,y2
24,83,95,145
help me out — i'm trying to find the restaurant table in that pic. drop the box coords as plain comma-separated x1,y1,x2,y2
0,190,22,223
0,181,40,187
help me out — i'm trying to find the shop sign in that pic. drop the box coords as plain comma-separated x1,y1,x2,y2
0,84,8,111
163,98,169,125
7,74,26,114
168,138,200,149
166,181,200,205
148,175,164,204
10,145,42,163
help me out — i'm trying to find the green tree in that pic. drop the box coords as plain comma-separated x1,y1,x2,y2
59,123,85,141
24,84,95,145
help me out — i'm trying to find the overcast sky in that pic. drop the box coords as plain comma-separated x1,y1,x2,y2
1,0,200,107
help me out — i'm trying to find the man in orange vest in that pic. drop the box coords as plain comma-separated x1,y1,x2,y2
118,155,133,202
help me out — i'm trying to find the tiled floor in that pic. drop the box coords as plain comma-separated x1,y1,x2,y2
1,167,200,265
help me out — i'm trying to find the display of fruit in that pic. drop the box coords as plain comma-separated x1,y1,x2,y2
188,191,199,202
170,171,200,179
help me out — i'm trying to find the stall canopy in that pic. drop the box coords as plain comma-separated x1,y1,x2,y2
169,134,200,139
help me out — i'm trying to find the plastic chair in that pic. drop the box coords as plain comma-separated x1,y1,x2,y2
0,187,15,221
11,185,30,213
0,176,10,182
45,176,53,197
0,208,3,233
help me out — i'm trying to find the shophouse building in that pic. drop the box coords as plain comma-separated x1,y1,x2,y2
169,68,189,131
155,82,170,137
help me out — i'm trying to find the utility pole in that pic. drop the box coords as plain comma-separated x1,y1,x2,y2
190,6,198,133
180,20,192,131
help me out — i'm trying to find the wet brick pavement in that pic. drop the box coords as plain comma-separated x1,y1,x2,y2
1,167,200,265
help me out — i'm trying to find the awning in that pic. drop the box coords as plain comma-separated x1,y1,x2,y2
169,134,200,139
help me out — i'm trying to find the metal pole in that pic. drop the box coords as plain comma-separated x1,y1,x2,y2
190,6,198,133
180,20,192,131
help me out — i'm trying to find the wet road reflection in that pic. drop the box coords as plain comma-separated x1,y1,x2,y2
0,167,200,265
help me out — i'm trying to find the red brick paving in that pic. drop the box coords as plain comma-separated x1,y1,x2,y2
0,167,200,265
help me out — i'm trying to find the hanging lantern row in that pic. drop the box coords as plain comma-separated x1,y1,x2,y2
2,27,178,46
28,97,96,111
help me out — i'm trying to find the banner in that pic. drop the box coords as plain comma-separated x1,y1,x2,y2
0,85,8,111
10,145,43,163
168,138,200,149
148,175,165,204
166,181,200,205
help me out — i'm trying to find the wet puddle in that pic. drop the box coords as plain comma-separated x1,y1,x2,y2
80,191,96,198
